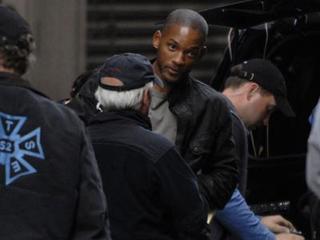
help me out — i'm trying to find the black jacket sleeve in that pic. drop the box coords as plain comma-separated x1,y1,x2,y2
197,97,239,210
156,147,210,240
71,126,112,240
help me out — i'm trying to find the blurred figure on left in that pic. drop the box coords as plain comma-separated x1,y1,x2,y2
0,5,111,240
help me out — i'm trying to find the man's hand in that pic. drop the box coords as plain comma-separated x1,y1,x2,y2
261,215,294,233
276,233,304,240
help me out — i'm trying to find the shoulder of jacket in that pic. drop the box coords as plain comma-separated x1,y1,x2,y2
189,78,228,106
142,129,175,159
33,94,85,129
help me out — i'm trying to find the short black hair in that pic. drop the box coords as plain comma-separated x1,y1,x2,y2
162,9,208,43
70,70,94,98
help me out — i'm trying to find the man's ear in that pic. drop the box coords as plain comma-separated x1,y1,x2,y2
152,30,162,49
247,82,259,100
140,89,151,115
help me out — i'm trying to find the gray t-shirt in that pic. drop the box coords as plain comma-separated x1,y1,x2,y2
149,89,177,144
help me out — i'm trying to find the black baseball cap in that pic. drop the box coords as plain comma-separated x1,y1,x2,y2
233,58,295,117
98,53,163,91
0,5,31,45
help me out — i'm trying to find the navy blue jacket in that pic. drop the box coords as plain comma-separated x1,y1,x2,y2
87,110,209,240
0,72,110,240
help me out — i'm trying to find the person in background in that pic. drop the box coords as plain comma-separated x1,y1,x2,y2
0,5,110,239
219,58,303,240
62,70,94,105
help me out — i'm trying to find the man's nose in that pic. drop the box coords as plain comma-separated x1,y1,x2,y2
173,52,185,66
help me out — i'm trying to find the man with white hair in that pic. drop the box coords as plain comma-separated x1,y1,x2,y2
87,52,210,240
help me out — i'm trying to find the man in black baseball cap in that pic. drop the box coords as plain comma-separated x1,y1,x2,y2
229,58,295,119
216,59,301,240
223,58,294,128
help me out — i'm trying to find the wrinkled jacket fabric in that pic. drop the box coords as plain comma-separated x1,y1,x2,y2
166,75,238,210
87,110,210,240
0,72,110,240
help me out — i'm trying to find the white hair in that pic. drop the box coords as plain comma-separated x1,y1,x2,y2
94,82,153,111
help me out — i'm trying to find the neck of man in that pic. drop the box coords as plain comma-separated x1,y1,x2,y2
152,61,172,94
153,82,171,94
222,88,248,125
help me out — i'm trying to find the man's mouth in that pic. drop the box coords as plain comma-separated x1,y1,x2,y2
167,67,179,75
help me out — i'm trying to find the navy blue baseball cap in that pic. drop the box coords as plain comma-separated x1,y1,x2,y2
0,5,31,45
98,53,163,91
233,58,295,117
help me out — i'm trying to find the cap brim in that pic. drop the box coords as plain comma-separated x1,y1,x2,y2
276,96,295,117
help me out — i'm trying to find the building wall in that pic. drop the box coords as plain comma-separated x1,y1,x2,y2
3,0,86,100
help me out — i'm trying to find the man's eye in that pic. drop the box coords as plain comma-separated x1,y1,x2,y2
168,44,177,51
187,51,198,58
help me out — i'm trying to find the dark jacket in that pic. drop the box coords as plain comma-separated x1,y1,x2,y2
225,99,248,196
68,74,238,210
0,72,110,240
167,75,239,210
87,110,209,240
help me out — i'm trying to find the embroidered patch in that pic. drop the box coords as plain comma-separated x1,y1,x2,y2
0,112,45,185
